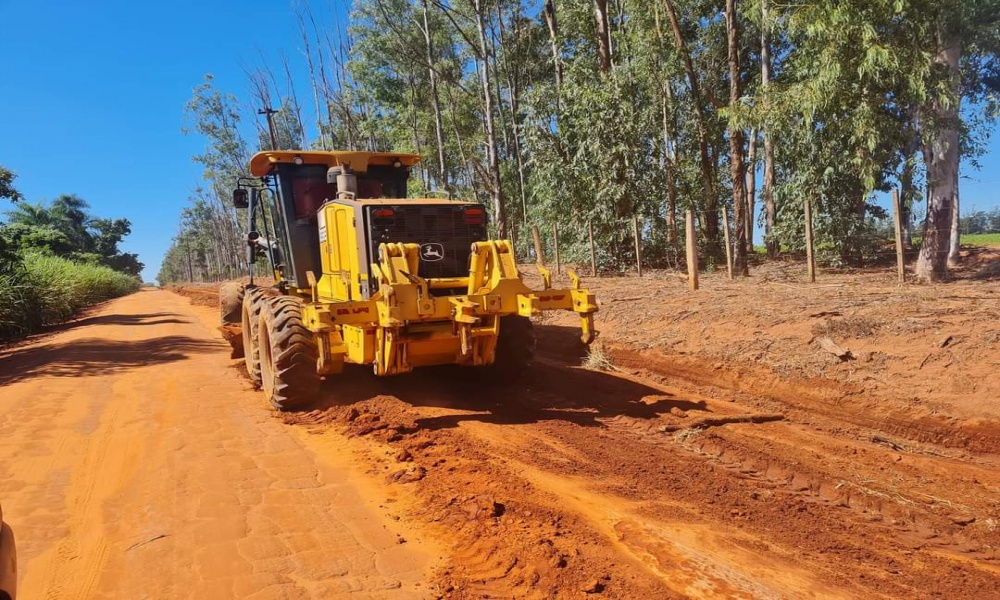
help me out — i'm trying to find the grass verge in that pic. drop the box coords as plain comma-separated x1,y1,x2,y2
0,251,139,340
961,233,1000,247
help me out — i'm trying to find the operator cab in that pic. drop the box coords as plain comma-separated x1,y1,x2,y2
241,151,418,290
239,151,487,298
278,160,410,221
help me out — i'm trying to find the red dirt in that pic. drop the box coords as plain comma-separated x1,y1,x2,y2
1,256,997,598
181,255,998,598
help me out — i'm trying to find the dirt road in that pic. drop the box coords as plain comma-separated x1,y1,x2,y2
1,284,998,598
0,289,439,598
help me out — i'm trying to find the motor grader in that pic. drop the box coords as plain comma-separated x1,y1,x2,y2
221,150,598,410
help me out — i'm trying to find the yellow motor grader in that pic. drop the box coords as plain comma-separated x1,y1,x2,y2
221,150,598,410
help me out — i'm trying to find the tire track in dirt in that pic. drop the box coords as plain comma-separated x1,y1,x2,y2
169,283,998,598
277,338,998,598
41,395,129,600
604,343,1000,454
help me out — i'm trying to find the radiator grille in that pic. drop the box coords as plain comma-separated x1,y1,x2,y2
366,205,487,283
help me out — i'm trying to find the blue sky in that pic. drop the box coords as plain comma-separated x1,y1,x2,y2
1,1,998,281
0,0,331,281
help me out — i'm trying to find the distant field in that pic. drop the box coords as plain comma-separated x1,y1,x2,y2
962,233,1000,246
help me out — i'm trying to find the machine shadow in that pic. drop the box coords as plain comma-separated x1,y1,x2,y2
0,335,225,387
7,312,193,342
53,313,191,330
311,324,708,431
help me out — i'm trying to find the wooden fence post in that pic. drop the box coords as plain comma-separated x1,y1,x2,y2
553,222,561,274
632,215,643,277
721,208,734,280
685,209,699,291
804,197,816,283
892,188,905,284
588,220,598,277
532,225,544,265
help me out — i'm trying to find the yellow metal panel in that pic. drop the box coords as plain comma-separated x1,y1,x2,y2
316,204,349,302
316,203,359,302
337,207,364,300
398,323,464,368
342,325,375,364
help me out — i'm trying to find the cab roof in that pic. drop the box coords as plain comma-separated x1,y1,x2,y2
249,150,422,177
348,197,477,206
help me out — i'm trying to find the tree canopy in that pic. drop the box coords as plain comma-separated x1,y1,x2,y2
1,189,144,277
163,0,1000,284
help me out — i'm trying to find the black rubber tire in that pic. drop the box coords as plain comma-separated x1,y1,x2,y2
242,286,266,387
220,282,245,325
258,296,320,411
483,315,535,380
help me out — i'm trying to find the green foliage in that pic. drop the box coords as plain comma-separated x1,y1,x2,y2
168,0,999,274
0,165,23,203
0,174,142,336
1,195,144,277
1,222,74,255
959,207,1000,234
0,251,139,340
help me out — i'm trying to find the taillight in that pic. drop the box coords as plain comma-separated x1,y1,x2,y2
464,206,485,225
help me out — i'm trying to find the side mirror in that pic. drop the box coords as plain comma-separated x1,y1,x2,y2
232,188,249,209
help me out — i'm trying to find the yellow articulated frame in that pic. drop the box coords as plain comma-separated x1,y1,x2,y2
300,240,598,376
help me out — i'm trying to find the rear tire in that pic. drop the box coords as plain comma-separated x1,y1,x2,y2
483,315,535,380
242,286,266,386
220,282,245,325
258,296,320,411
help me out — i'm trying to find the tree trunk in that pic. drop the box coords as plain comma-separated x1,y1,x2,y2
473,0,507,238
761,0,778,259
420,0,448,188
899,145,917,248
661,84,679,254
898,109,920,247
295,9,327,150
498,2,529,223
662,0,718,253
948,167,961,265
185,244,194,282
595,0,612,73
725,0,748,276
406,76,429,192
444,85,482,204
746,129,757,255
543,0,562,93
915,31,961,282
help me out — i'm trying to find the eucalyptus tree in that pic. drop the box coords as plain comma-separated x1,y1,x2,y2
911,0,1000,280
162,0,999,280
725,0,749,275
751,0,998,278
180,75,258,277
481,0,512,235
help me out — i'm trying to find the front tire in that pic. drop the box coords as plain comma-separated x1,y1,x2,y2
258,296,320,410
242,286,266,386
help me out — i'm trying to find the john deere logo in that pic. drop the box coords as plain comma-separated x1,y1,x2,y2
420,243,445,262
